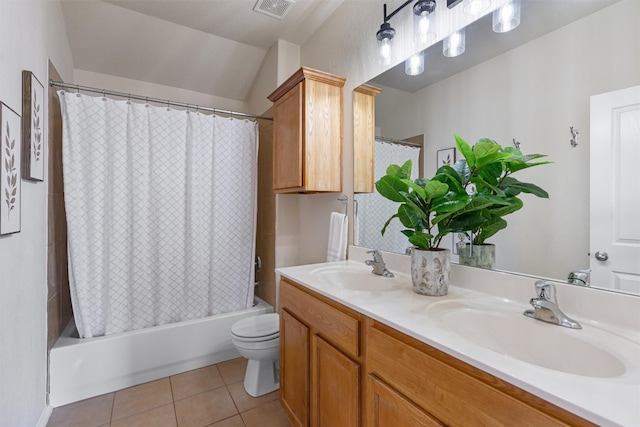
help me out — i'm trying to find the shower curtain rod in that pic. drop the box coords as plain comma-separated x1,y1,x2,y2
49,80,273,121
376,135,423,148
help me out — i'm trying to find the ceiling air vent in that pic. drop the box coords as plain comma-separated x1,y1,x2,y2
253,0,295,20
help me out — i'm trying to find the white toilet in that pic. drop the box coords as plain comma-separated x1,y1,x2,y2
230,313,280,397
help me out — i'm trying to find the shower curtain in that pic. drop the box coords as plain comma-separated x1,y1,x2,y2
354,139,421,254
59,92,258,338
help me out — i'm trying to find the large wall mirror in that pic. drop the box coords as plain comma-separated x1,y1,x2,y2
354,0,640,295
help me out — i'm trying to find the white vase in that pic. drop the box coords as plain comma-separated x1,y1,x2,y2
458,243,496,270
410,248,450,296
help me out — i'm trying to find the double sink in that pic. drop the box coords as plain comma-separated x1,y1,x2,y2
309,263,638,380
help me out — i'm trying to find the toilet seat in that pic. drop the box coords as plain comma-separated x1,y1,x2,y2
231,313,279,342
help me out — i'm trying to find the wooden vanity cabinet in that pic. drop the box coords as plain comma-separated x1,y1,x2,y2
365,320,595,427
353,84,382,193
279,277,596,427
279,278,363,427
268,67,346,193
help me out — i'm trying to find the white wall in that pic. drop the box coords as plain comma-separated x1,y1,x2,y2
0,1,73,426
374,0,640,279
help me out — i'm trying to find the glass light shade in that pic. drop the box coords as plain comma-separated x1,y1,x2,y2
413,0,436,44
493,0,521,33
443,29,465,57
377,23,396,66
462,0,491,15
405,51,425,76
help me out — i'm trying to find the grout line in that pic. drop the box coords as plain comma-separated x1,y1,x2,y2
168,374,179,426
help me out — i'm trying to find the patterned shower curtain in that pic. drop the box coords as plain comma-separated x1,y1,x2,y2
354,139,421,254
59,92,258,338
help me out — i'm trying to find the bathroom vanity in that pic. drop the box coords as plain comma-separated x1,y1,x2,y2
276,252,640,427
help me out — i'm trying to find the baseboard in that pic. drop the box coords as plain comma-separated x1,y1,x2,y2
36,405,53,427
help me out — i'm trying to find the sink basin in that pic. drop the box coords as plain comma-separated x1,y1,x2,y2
426,300,629,378
309,264,409,292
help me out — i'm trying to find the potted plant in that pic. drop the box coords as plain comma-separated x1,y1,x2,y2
446,135,550,269
375,159,472,296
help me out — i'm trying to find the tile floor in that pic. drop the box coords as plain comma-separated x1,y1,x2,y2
47,358,291,427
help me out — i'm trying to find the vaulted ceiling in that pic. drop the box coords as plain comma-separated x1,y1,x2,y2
60,0,344,101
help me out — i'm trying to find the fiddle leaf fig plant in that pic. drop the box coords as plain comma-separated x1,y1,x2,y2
449,135,551,245
375,159,471,250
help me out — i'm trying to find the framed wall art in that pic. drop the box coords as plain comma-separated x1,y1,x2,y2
1,101,22,235
437,147,456,168
22,70,44,181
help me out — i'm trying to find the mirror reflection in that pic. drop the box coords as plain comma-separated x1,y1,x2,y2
354,0,640,295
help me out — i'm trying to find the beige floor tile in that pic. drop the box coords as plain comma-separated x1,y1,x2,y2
174,387,238,427
110,403,177,427
227,381,279,413
207,414,246,427
47,393,113,427
217,358,247,385
240,400,290,427
171,364,225,401
112,379,173,421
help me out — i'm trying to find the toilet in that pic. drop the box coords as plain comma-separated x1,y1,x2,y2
230,313,280,397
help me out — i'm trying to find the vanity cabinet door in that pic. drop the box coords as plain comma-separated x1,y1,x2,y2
311,336,360,427
280,309,310,427
366,375,443,427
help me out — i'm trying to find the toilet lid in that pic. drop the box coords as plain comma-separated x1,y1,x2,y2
231,313,280,339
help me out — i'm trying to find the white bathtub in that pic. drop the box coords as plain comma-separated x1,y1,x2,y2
49,297,273,407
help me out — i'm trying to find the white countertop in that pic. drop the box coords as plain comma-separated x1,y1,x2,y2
276,255,640,426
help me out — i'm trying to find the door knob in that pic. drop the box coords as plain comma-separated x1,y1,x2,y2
595,251,609,261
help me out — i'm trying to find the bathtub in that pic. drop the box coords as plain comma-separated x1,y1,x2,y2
49,297,273,407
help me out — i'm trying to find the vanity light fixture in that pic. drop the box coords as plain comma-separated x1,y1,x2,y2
462,0,491,15
413,0,437,44
376,0,438,66
443,28,465,57
405,51,425,75
492,0,521,33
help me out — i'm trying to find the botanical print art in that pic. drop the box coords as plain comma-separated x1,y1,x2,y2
437,148,456,168
22,70,44,181
1,102,22,235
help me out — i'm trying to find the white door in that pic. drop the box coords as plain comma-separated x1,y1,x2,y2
590,85,640,293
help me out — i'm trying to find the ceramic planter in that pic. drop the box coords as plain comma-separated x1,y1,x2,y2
410,248,450,296
458,243,495,270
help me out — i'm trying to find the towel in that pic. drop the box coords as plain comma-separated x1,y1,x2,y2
326,212,348,262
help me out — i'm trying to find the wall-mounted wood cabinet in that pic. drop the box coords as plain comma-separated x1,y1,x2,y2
353,84,381,194
268,67,346,193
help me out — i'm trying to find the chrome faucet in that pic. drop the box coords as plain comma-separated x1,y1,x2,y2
523,280,581,329
365,250,395,278
567,269,591,287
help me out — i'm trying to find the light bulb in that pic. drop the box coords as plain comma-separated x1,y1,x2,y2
443,29,465,57
413,0,436,44
493,0,521,33
405,51,425,76
463,0,491,16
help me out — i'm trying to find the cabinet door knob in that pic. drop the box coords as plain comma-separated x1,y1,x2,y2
595,251,609,262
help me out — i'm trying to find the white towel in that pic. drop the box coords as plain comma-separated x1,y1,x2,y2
326,212,348,262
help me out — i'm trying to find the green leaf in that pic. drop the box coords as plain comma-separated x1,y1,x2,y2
472,140,500,160
398,204,424,229
401,179,427,199
423,180,449,200
386,159,413,179
474,151,514,169
408,233,433,250
380,213,399,236
376,175,408,202
501,177,549,198
454,135,475,168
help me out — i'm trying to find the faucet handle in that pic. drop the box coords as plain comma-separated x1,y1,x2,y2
367,249,383,262
534,280,557,303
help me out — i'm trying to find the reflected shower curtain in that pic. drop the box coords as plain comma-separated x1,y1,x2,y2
59,92,258,338
354,139,421,254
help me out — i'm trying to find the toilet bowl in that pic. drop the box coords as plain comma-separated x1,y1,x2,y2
230,313,280,397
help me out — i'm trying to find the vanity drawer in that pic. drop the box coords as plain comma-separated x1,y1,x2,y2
366,321,592,427
280,278,361,357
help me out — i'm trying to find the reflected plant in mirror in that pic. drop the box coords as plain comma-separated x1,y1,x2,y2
353,0,640,295
447,135,550,269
